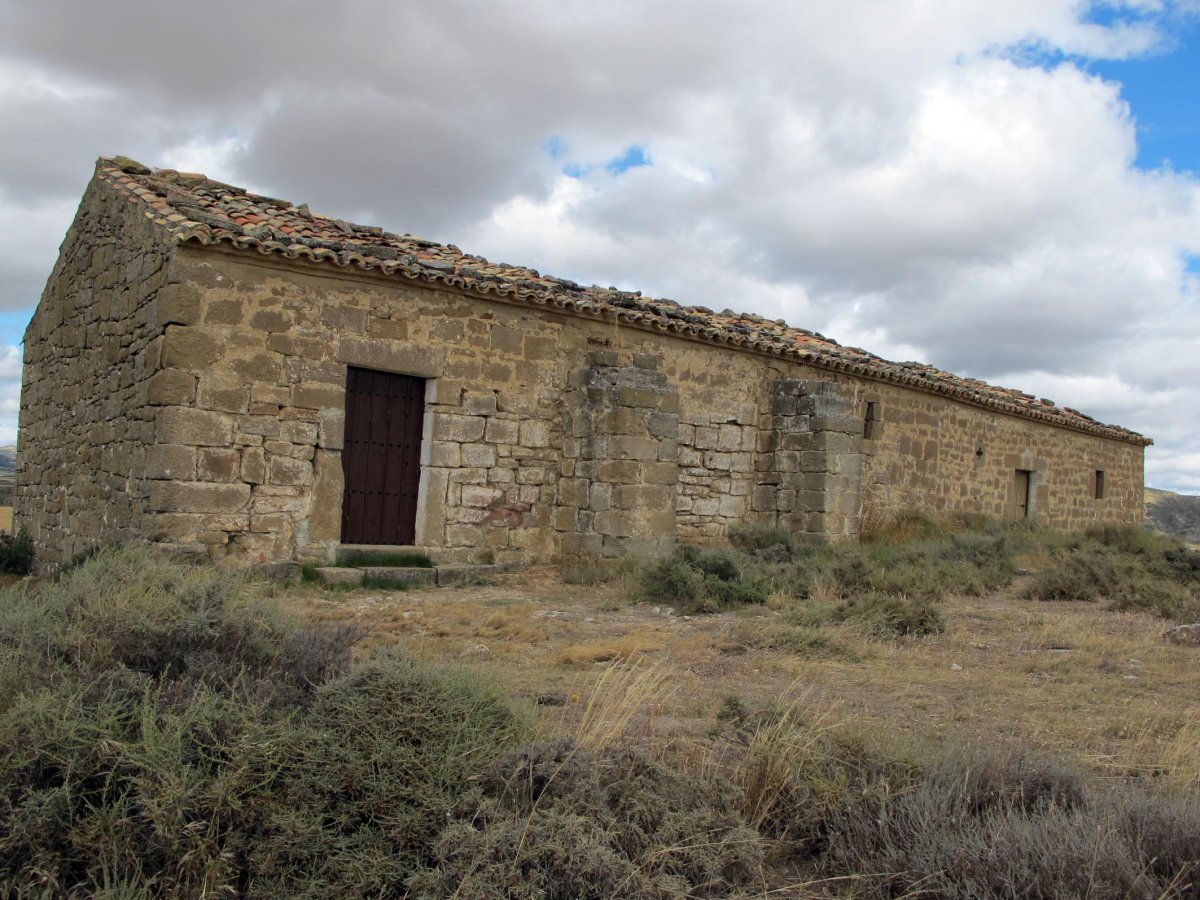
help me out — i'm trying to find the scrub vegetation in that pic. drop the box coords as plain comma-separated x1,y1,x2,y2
634,514,1200,625
2,521,1199,897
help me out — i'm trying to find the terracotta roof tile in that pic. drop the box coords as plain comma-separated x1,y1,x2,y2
95,156,1150,446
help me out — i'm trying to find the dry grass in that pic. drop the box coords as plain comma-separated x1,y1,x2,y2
280,565,1200,783
558,627,667,666
573,661,673,752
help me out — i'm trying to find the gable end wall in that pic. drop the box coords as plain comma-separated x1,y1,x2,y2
15,177,179,568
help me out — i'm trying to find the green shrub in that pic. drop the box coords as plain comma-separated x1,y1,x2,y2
635,554,704,609
409,740,766,898
0,527,33,574
1084,522,1167,555
0,547,526,898
728,524,798,560
635,546,775,613
1024,534,1200,621
842,591,944,635
830,548,875,594
819,747,1200,899
704,574,771,609
248,652,528,895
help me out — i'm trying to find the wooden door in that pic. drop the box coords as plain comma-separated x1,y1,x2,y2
1013,470,1032,519
341,367,425,545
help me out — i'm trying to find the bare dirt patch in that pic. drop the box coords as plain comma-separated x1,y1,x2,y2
278,565,1200,782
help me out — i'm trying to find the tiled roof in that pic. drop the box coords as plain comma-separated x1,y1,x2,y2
98,156,1150,446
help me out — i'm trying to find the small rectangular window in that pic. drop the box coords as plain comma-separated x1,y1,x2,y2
1095,470,1106,500
864,401,878,440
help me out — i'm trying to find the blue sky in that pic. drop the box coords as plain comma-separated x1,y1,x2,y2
1088,13,1200,174
0,311,28,348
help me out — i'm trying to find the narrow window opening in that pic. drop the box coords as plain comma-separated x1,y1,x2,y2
864,401,878,440
1095,470,1106,500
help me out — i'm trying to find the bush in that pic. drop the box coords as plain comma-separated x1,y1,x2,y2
728,524,797,560
0,527,33,574
409,740,766,898
0,546,527,898
635,554,704,609
635,545,776,614
819,747,1200,899
832,591,945,636
1024,531,1200,621
248,653,528,895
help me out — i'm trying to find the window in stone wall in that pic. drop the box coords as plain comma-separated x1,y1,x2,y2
1095,469,1106,500
864,401,879,440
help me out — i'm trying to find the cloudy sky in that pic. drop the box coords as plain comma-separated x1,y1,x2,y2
1,1,1199,490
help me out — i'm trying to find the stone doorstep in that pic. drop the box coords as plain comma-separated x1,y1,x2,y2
335,543,435,564
435,564,503,586
335,543,502,566
358,566,437,587
311,563,504,589
312,566,365,588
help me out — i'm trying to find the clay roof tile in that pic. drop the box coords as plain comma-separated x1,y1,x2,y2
94,156,1150,446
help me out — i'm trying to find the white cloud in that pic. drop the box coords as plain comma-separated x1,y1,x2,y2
1,0,1199,490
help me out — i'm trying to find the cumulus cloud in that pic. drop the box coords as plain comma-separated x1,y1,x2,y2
1,0,1199,489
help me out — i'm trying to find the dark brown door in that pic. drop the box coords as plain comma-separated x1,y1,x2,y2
341,367,425,545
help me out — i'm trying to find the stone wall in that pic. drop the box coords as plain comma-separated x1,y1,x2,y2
17,199,1145,568
560,351,680,558
753,379,864,541
851,376,1144,529
15,178,173,568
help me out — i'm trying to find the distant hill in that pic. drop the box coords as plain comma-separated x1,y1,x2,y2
1145,487,1200,544
0,447,13,507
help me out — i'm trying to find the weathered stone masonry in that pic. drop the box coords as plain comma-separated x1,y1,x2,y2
16,159,1149,570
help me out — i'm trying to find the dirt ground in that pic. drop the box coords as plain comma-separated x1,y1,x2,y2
282,566,1198,780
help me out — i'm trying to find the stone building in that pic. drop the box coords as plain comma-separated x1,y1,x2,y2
15,157,1149,569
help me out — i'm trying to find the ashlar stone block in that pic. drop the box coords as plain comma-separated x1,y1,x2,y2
434,413,486,443
161,326,220,369
146,368,197,406
149,481,250,514
461,443,497,467
198,448,240,483
519,420,551,448
157,406,232,447
144,444,196,480
267,456,310,486
485,418,520,444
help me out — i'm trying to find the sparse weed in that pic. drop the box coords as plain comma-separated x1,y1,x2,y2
335,548,434,568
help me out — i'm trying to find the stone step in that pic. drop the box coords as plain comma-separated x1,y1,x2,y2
312,563,507,590
435,564,503,586
335,543,496,566
312,566,365,588
335,544,437,567
359,566,437,588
